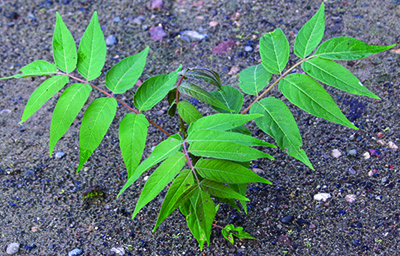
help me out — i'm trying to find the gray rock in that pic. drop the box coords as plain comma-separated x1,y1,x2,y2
68,248,83,256
55,151,66,159
23,169,35,177
348,149,357,156
113,17,121,22
6,243,19,255
132,15,145,25
244,46,253,52
106,35,118,46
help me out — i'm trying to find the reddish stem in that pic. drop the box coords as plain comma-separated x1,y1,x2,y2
182,140,200,185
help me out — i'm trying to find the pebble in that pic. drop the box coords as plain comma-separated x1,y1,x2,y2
156,110,164,115
106,35,118,46
180,30,208,42
331,149,342,158
0,109,12,115
113,17,121,22
377,132,384,138
376,195,382,200
149,25,167,41
388,141,398,151
345,194,356,203
213,40,235,54
110,247,125,255
28,14,36,20
309,224,316,229
23,169,35,177
349,167,357,175
55,151,66,159
6,243,19,255
280,215,294,224
151,0,164,10
347,149,357,156
132,15,145,25
363,152,370,159
314,193,331,202
209,21,219,27
68,248,83,256
244,46,253,52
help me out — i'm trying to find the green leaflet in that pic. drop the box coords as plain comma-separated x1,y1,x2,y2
214,197,242,212
189,113,263,133
195,158,272,184
229,183,248,214
279,73,358,129
189,141,273,162
294,3,325,59
134,66,181,111
210,85,243,113
184,67,223,91
119,113,149,177
222,224,256,244
178,101,202,124
167,88,177,117
250,97,314,170
178,81,231,111
78,97,117,172
1,60,57,79
187,129,276,148
105,47,149,94
186,189,216,251
238,64,271,95
154,169,194,231
302,57,379,99
53,12,77,73
259,28,290,74
314,37,395,60
20,75,69,123
49,83,92,156
77,11,106,81
118,134,183,197
200,179,249,201
132,152,186,219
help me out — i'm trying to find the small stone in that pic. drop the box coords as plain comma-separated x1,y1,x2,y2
149,25,167,41
244,46,253,52
55,151,66,159
6,243,19,255
280,215,294,224
331,149,342,158
252,168,264,174
104,204,111,210
347,149,357,156
382,177,389,184
151,0,164,10
113,17,121,22
110,247,125,255
106,35,118,46
180,30,208,42
345,194,356,203
143,176,149,181
309,224,316,230
132,15,145,25
23,170,35,177
363,152,370,159
156,110,164,115
28,14,36,20
376,139,386,145
227,65,240,75
209,21,219,27
375,195,382,200
213,40,235,54
388,141,398,151
68,248,83,256
314,193,331,202
368,169,377,177
230,12,241,21
349,168,357,175
377,132,384,138
0,109,12,115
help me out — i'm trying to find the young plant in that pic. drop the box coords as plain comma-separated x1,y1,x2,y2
1,3,395,250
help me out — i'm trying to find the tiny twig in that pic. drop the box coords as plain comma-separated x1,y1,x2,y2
213,223,224,229
182,140,200,185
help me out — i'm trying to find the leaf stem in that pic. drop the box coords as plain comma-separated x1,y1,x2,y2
241,57,313,114
60,72,171,137
182,140,200,185
213,223,224,229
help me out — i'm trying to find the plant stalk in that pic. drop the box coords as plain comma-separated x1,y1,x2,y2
182,140,200,185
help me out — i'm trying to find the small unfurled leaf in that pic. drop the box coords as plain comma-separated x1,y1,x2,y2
214,197,241,212
314,37,395,60
222,224,257,244
50,83,92,156
132,152,186,219
20,75,69,123
78,97,117,172
186,190,216,250
189,113,263,133
195,158,272,184
279,73,358,129
2,60,57,79
200,179,249,201
105,47,149,94
294,3,325,59
250,97,314,170
259,28,290,74
178,81,230,111
185,67,223,91
77,11,107,81
302,57,379,99
229,184,248,214
178,101,202,124
118,134,183,197
187,129,275,148
53,12,77,73
134,66,181,111
119,113,149,177
189,141,273,162
210,85,243,113
239,64,271,95
154,169,194,231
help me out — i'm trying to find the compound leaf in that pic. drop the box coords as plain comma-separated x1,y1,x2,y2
132,152,186,219
21,75,69,123
78,97,117,172
118,134,183,197
119,113,149,177
53,12,77,73
250,97,314,170
200,179,249,201
195,158,272,184
260,28,289,74
222,224,256,244
294,3,325,58
134,66,181,111
189,141,273,162
210,85,243,113
279,73,358,129
239,64,271,95
154,169,194,231
105,47,149,94
314,37,395,60
50,83,92,156
302,57,379,99
77,11,106,81
178,101,203,124
2,60,57,79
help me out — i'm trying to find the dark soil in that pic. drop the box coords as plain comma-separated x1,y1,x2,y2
1,0,400,255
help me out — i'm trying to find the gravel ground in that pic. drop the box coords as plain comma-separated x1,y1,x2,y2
1,0,400,255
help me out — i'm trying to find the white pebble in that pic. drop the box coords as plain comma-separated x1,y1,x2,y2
388,141,398,151
111,247,125,255
6,243,19,255
345,194,356,203
314,193,331,202
363,152,370,159
331,149,342,158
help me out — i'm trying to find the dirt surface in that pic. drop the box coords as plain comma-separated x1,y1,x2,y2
1,0,400,255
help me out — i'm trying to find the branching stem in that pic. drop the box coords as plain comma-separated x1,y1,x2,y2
182,140,200,185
